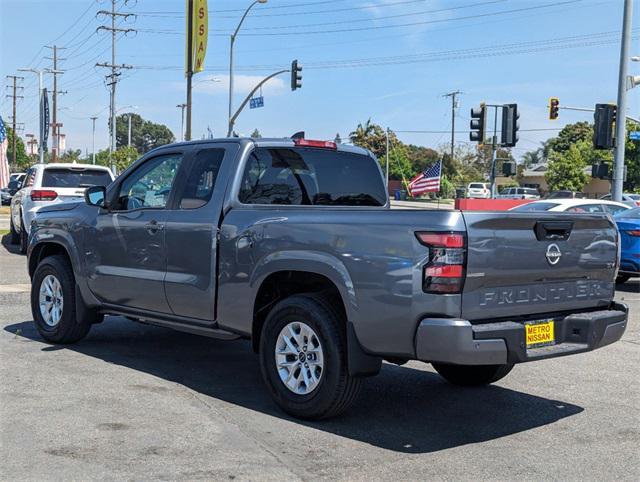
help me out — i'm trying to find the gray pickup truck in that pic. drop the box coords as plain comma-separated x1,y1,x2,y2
27,137,628,419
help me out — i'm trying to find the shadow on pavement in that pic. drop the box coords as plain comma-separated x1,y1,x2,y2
5,317,583,453
615,279,640,294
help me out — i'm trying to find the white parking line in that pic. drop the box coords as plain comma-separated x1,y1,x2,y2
0,284,31,293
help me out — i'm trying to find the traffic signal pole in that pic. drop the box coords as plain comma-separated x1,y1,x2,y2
613,0,634,201
489,106,499,199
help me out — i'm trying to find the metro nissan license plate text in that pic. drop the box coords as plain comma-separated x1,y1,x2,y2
525,319,555,349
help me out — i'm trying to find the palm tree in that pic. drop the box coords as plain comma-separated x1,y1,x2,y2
349,118,375,146
522,148,544,168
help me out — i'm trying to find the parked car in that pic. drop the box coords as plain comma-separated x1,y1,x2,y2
1,174,26,205
497,187,540,200
613,207,640,284
27,137,628,420
10,163,114,253
467,182,490,198
545,190,586,199
600,193,640,208
510,198,630,215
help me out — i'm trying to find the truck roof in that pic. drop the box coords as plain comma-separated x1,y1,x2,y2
148,137,373,158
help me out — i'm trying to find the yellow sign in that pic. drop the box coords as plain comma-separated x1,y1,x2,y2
186,0,208,75
525,320,555,349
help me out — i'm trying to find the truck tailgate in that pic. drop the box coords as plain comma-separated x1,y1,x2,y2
460,212,617,321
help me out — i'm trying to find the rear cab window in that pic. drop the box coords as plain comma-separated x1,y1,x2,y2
239,147,386,206
42,167,112,188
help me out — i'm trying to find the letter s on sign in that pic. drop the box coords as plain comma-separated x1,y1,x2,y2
199,7,205,19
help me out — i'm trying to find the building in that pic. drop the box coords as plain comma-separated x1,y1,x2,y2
519,162,610,198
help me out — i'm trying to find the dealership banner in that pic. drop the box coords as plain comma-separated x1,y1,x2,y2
186,0,208,75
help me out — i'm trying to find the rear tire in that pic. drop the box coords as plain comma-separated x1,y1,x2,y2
31,255,92,344
259,294,361,420
432,362,514,386
19,215,28,254
9,216,19,245
616,274,630,284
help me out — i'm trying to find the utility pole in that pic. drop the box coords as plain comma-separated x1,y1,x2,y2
96,0,135,174
90,116,98,164
385,127,390,189
444,90,461,165
44,45,66,161
177,103,187,141
185,0,194,141
127,114,132,147
5,75,24,166
613,0,634,201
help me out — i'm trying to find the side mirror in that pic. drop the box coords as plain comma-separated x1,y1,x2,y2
85,185,107,208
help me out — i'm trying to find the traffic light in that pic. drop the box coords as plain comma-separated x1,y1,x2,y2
469,103,486,144
549,97,559,120
592,162,610,179
501,103,519,147
593,103,616,149
502,160,517,176
291,59,302,91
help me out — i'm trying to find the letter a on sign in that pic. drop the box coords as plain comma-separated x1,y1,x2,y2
186,0,208,75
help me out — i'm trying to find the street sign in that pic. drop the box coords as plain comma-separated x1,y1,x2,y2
250,96,264,109
629,131,640,140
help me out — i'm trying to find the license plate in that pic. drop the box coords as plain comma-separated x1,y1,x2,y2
525,319,555,349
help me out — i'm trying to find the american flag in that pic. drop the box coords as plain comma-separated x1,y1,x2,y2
0,116,10,189
408,159,441,197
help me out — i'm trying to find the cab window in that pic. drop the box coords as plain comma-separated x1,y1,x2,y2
566,204,604,213
178,148,225,209
115,154,183,211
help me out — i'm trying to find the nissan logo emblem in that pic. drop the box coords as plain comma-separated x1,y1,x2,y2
546,243,562,265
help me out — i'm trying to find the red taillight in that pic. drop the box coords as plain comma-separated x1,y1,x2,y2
416,231,466,294
31,189,58,201
293,138,337,149
626,230,640,237
416,232,465,248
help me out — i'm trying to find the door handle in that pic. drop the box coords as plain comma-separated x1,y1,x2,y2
145,220,164,233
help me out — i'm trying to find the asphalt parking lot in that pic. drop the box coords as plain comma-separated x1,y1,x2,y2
0,235,638,481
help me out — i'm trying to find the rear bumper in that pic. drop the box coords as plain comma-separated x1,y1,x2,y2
415,302,628,365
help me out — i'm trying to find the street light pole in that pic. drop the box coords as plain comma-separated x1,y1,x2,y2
18,67,57,164
612,0,634,201
228,0,268,137
177,103,187,141
127,114,132,147
90,116,97,164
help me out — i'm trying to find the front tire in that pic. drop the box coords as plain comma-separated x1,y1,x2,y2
31,255,92,344
259,294,361,420
432,363,514,386
9,216,19,245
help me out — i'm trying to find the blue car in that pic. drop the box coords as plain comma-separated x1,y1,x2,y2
614,207,640,283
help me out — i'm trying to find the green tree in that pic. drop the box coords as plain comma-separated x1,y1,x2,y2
95,146,139,173
250,128,262,138
58,149,83,163
349,119,391,159
545,121,592,155
623,120,640,192
115,113,175,154
6,127,30,171
522,148,544,167
545,144,588,191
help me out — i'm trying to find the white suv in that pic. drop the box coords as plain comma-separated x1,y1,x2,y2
467,182,490,199
497,187,541,200
10,163,114,253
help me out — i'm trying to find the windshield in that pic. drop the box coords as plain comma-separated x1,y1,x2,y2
42,168,112,188
511,202,559,212
239,147,386,206
628,194,640,200
615,207,640,219
469,183,485,189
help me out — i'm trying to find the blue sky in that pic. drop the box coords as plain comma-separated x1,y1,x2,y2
1,0,639,160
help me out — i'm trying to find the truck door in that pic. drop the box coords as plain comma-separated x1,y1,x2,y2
85,151,186,313
164,144,239,321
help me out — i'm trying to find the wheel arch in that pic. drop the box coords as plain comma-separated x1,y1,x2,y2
250,255,380,377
